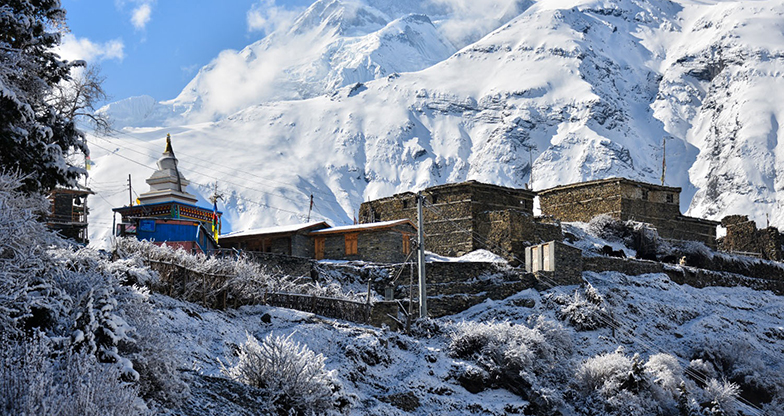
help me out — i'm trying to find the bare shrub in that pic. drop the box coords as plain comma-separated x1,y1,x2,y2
222,332,337,414
0,334,141,416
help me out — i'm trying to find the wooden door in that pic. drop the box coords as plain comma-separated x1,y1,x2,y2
345,233,358,255
314,237,325,260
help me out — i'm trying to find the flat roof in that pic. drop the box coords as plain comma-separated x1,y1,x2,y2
362,180,535,205
308,219,416,235
538,177,681,195
221,221,329,239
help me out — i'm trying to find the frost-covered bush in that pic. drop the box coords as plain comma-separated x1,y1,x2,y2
115,237,363,306
448,318,571,410
553,284,608,331
0,333,140,416
701,379,741,416
690,339,783,412
0,172,189,409
574,348,683,416
589,215,632,242
117,286,190,406
222,332,337,415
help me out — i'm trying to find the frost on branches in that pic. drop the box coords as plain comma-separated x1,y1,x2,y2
0,0,88,192
0,173,187,410
221,332,339,415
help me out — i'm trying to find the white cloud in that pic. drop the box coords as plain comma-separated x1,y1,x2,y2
131,3,152,30
246,0,300,34
426,0,527,48
57,33,125,63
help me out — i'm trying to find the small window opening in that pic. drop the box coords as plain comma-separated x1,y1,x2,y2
431,194,438,204
666,193,674,204
641,190,649,200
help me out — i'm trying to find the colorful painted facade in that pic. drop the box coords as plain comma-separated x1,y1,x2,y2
113,134,222,254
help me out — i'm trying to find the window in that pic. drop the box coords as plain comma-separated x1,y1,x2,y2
402,200,409,209
641,190,649,200
402,234,411,255
666,193,674,204
345,233,358,255
431,193,438,204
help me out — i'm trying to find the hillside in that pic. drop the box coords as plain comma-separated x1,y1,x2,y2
3,171,782,415
89,0,784,249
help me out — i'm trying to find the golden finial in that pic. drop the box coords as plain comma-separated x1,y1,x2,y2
164,133,173,154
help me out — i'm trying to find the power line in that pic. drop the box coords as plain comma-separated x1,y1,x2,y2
99,127,337,202
86,139,332,223
86,135,335,221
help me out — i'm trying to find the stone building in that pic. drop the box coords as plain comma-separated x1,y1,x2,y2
719,215,784,261
308,219,416,263
219,222,330,257
538,178,718,248
358,180,561,262
114,134,221,254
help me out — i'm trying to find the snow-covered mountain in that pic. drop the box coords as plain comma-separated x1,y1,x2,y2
91,0,784,248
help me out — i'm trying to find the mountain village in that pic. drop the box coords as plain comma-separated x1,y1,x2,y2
6,0,784,414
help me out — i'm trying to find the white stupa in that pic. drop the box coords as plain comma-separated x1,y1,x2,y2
137,134,199,205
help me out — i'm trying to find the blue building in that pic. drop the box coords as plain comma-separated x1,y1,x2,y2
114,134,221,254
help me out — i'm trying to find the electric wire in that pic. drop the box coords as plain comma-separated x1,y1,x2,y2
419,200,764,415
86,139,331,223
99,127,337,202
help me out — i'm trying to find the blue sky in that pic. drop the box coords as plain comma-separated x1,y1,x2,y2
60,0,312,104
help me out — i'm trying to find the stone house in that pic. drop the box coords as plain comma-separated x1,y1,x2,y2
538,178,718,248
308,219,416,263
719,215,784,261
220,222,330,257
358,180,561,262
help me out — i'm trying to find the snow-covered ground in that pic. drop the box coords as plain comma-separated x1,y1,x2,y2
149,268,784,414
87,0,784,251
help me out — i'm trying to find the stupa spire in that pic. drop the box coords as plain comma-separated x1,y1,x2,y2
136,134,198,205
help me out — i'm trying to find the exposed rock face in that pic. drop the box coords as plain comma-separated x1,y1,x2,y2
93,0,784,247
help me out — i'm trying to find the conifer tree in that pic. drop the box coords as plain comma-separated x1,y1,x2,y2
0,0,88,192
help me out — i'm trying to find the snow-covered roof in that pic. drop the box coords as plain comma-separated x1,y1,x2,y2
221,221,329,239
308,219,415,235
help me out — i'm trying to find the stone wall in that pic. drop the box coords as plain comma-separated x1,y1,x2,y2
292,234,314,258
582,256,665,275
476,210,563,263
539,178,717,248
720,215,784,261
539,180,624,222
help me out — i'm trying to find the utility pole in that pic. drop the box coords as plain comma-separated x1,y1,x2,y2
128,174,133,206
416,192,427,318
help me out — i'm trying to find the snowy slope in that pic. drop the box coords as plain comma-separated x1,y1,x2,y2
90,0,784,248
149,269,784,414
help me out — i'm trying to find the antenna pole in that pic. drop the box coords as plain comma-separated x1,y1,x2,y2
416,192,427,318
128,174,133,206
